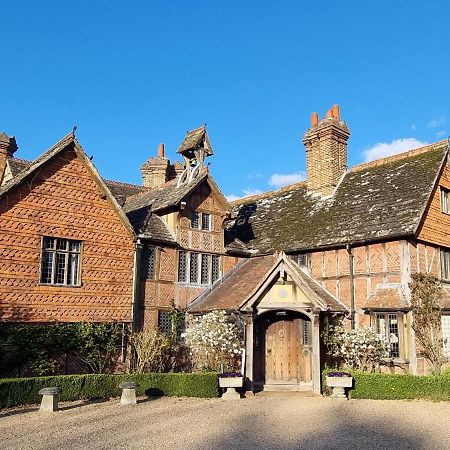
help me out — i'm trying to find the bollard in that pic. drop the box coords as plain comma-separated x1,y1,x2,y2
119,381,139,405
38,387,59,412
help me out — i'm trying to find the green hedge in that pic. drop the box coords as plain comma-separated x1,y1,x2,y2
0,372,220,409
323,369,450,401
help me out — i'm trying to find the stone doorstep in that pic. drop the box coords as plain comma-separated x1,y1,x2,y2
261,383,314,392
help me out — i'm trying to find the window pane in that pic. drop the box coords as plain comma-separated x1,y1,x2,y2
191,211,199,229
69,253,79,285
441,250,450,280
43,237,56,250
141,246,156,279
211,255,220,283
201,213,210,231
190,253,199,284
40,251,54,284
441,188,449,213
70,241,81,252
178,251,187,282
442,315,450,357
55,252,67,284
56,238,68,250
201,254,210,285
158,311,172,334
388,314,399,358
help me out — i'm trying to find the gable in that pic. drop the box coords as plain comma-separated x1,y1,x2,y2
417,156,450,247
0,145,135,323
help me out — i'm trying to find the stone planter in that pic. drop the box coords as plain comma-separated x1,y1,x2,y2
219,376,244,400
326,376,353,400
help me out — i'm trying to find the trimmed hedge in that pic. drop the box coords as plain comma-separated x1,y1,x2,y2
0,372,220,409
323,369,450,401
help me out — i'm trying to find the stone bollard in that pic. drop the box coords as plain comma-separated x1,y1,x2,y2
38,387,59,412
119,381,139,405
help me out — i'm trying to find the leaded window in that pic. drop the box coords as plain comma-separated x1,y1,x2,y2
178,250,188,282
376,313,400,358
211,255,220,283
290,253,309,268
191,211,200,229
141,245,156,279
177,250,221,285
201,213,211,231
441,187,449,213
158,311,173,334
441,249,450,281
40,237,81,286
190,252,199,284
442,315,450,357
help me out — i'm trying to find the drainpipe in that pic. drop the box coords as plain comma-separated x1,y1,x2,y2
131,238,143,332
346,243,355,329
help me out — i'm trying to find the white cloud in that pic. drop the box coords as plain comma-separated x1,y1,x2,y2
362,138,428,162
428,117,447,128
268,171,306,187
225,188,263,202
436,130,447,138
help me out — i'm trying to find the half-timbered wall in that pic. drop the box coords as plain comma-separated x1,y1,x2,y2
139,182,240,328
0,147,135,322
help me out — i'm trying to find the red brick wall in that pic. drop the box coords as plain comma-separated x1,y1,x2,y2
0,146,135,322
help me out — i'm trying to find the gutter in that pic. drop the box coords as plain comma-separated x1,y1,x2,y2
131,238,143,331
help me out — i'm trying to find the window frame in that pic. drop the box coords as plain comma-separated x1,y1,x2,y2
374,312,403,359
441,187,449,214
158,310,173,335
40,236,82,286
440,248,450,281
442,314,450,358
140,245,157,280
190,211,212,232
201,213,211,231
177,250,221,285
290,252,309,268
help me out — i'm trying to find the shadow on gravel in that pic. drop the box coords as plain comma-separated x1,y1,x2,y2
0,406,38,418
197,404,425,449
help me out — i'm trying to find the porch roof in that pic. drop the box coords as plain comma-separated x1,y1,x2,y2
188,253,347,313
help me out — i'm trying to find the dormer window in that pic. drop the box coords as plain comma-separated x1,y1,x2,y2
441,187,449,213
190,211,211,231
290,253,309,268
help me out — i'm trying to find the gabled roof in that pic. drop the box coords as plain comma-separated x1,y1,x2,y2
189,253,347,313
177,125,213,156
126,208,176,244
227,141,448,253
0,132,136,239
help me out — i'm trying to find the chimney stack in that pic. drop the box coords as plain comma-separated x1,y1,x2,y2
141,143,170,188
0,132,18,185
302,105,350,196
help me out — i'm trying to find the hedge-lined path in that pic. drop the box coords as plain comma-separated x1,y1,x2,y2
1,395,449,449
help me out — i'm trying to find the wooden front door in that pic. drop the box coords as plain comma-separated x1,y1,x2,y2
265,316,312,384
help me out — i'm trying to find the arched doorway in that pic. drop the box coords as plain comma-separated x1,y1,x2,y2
254,310,312,388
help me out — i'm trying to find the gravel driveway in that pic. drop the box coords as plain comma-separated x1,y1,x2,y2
1,394,449,449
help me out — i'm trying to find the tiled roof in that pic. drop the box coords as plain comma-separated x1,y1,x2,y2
364,284,409,310
177,126,213,156
189,254,279,313
126,208,176,244
104,179,144,206
123,171,208,214
7,157,30,176
227,141,448,253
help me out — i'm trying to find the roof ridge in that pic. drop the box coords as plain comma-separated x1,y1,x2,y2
104,178,142,189
351,139,448,173
186,125,206,134
8,156,31,164
230,180,307,206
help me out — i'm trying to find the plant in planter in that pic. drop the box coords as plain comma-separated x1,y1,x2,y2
326,371,353,399
219,372,244,399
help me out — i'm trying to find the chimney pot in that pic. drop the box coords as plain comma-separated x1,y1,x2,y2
332,104,340,121
325,109,333,119
311,112,319,127
158,143,165,158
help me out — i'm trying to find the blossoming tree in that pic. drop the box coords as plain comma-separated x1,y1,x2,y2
183,310,244,371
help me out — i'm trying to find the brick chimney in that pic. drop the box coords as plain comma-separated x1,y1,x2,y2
302,104,350,196
0,132,18,185
141,143,170,188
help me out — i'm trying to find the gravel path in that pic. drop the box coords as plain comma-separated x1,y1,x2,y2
1,394,449,449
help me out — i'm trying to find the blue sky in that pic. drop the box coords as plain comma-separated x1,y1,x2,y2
1,1,449,200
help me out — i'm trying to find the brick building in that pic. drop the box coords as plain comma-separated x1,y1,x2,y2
1,108,450,392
